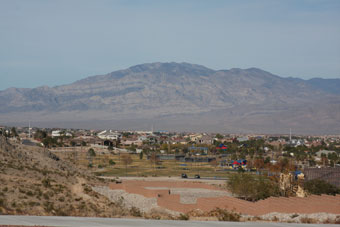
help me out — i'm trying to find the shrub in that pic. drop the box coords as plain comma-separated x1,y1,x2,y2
42,178,51,188
291,214,299,218
15,208,22,213
29,201,39,206
178,213,189,220
304,179,340,195
35,188,42,197
210,208,240,222
227,173,280,201
43,201,54,212
0,198,5,207
83,185,92,193
130,206,142,217
43,193,49,200
56,208,68,216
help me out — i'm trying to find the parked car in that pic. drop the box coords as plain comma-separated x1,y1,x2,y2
181,173,188,178
194,174,200,179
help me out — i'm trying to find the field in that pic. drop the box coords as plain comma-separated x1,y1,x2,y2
51,148,234,178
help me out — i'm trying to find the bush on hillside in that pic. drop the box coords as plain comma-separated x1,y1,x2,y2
209,208,240,222
304,179,340,195
227,173,280,201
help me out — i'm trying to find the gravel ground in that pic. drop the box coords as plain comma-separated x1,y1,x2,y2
257,212,340,224
92,186,180,216
145,187,232,204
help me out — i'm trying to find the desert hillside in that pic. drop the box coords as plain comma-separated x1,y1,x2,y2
0,137,128,217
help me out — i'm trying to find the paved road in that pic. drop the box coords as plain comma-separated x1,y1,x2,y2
101,176,227,185
0,216,336,227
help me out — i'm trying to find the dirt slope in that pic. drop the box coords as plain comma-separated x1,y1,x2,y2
0,137,128,217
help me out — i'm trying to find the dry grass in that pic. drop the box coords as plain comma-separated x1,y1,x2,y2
54,149,233,178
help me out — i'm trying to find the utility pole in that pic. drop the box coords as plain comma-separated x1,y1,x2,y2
29,121,31,139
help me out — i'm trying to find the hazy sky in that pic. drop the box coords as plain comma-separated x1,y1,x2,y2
1,0,340,90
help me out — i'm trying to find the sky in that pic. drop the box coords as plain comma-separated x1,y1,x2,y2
0,0,340,90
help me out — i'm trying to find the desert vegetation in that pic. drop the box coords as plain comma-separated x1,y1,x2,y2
227,173,280,201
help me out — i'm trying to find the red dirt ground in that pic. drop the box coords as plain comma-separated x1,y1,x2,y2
110,180,340,216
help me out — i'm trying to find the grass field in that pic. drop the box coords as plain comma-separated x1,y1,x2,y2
53,149,235,178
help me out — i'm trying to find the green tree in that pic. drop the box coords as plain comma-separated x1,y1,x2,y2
109,159,116,166
11,127,18,137
42,136,57,149
129,144,136,152
34,129,47,140
87,148,96,167
264,157,271,164
88,148,96,157
215,133,223,140
139,151,143,160
328,153,338,165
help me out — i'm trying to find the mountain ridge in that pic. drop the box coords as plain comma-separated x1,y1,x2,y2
0,62,339,134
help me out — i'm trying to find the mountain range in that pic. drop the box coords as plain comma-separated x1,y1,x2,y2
1,62,339,134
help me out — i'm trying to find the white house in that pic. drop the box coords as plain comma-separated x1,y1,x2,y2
52,130,72,137
52,130,61,137
98,130,122,140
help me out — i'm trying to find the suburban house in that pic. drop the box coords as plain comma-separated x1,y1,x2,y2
237,136,249,142
97,130,121,140
51,130,72,138
196,135,214,145
121,137,143,146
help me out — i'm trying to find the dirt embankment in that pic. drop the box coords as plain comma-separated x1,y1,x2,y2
0,137,130,217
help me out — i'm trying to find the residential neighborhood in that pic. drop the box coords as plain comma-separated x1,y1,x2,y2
1,125,339,183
